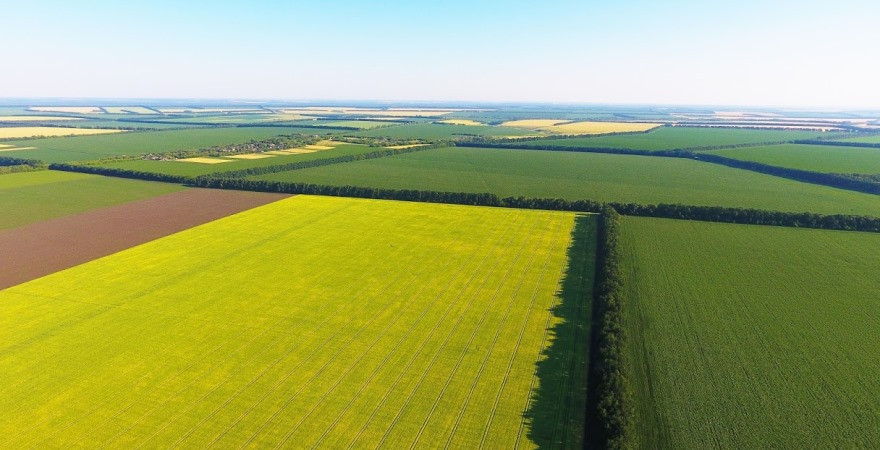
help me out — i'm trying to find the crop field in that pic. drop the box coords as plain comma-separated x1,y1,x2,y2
102,106,159,114
0,195,593,448
252,146,880,216
501,120,661,135
835,135,880,144
0,170,184,230
28,106,103,114
0,127,123,139
502,119,570,128
96,143,376,178
543,121,660,134
438,119,484,126
708,143,880,174
619,217,880,448
2,127,305,163
0,115,84,122
355,123,535,139
510,126,827,150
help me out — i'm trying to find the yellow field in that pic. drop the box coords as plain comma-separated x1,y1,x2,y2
545,121,661,134
0,144,12,148
304,144,334,150
501,119,570,128
0,127,123,139
501,119,660,135
0,115,83,122
178,157,233,164
103,107,159,115
224,153,276,160
386,144,429,149
438,119,483,126
29,106,102,114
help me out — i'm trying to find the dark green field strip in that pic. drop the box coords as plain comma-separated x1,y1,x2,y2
0,171,184,230
248,146,880,217
496,127,828,151
2,127,319,163
620,217,880,448
707,144,880,174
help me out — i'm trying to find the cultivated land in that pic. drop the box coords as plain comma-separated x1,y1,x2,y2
0,171,184,230
0,116,84,122
708,143,880,174
619,217,880,448
354,123,535,139
502,120,661,135
2,127,305,163
510,126,826,150
0,127,123,139
836,135,880,144
0,189,288,290
252,146,880,216
0,195,592,448
95,143,374,178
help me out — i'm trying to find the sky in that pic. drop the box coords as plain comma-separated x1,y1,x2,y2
2,0,879,108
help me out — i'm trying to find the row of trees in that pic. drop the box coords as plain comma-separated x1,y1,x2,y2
592,206,632,449
0,156,46,174
49,163,189,183
693,153,880,194
795,139,880,149
176,177,880,232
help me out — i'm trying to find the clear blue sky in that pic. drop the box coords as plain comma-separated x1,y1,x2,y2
3,0,879,108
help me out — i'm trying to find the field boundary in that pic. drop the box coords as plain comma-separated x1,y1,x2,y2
795,139,880,149
183,177,880,232
588,206,632,448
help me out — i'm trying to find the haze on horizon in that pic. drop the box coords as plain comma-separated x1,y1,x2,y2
3,0,879,109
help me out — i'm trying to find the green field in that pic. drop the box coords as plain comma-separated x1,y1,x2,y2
708,143,880,174
3,127,324,163
353,123,536,140
0,170,184,229
0,195,593,448
620,217,880,448
511,126,826,151
96,143,376,178
836,135,880,144
252,146,880,216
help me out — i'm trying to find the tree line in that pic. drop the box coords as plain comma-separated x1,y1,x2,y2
0,156,46,174
174,177,880,233
591,206,632,449
794,139,880,149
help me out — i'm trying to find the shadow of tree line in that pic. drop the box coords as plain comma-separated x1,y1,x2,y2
524,214,598,449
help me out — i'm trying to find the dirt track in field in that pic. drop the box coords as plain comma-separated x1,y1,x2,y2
0,188,290,290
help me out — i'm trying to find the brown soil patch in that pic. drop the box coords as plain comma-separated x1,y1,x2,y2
0,188,289,290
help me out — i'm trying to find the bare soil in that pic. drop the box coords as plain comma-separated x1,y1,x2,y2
0,188,289,290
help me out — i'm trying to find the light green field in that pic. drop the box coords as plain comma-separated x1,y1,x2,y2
0,170,184,229
96,143,374,178
836,135,880,144
620,217,880,448
708,143,880,174
252,146,880,216
512,126,826,151
3,127,317,163
0,195,593,448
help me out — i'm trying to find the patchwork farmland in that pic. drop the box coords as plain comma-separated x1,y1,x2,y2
2,100,879,449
